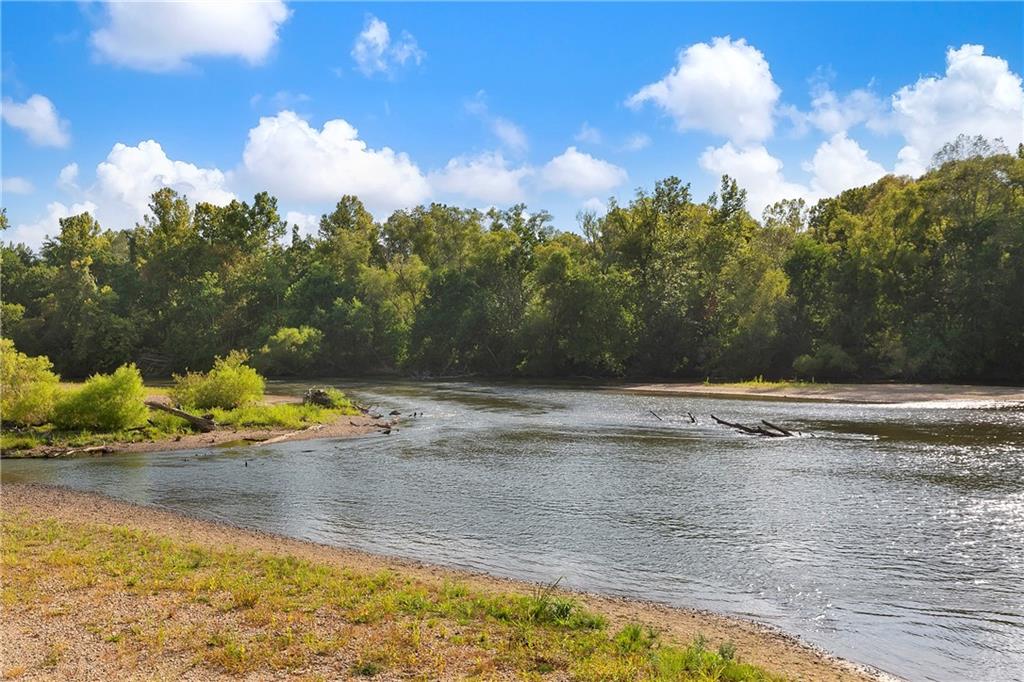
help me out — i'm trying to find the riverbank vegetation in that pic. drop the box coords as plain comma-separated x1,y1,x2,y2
2,136,1022,383
1,509,781,680
0,341,358,454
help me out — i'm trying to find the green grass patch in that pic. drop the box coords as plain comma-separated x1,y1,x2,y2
211,402,358,429
2,513,784,681
704,375,821,389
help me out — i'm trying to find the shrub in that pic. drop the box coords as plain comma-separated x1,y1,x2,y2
0,338,60,426
793,343,857,379
171,350,265,410
257,326,323,376
52,364,147,431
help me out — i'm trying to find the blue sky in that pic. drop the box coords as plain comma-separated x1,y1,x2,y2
2,2,1022,246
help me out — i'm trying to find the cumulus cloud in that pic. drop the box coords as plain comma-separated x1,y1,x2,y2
91,0,290,72
891,44,1024,176
58,163,80,190
1,94,71,147
2,177,34,195
429,151,532,205
540,146,627,195
806,84,886,135
581,197,608,216
94,140,235,226
351,15,425,76
241,111,430,215
628,36,780,143
12,200,98,248
804,133,887,196
699,143,809,215
285,211,320,238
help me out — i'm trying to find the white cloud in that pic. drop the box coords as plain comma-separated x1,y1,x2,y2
94,140,235,227
575,122,603,145
58,163,79,190
540,146,627,196
429,151,532,204
807,84,886,135
2,177,34,195
492,118,528,154
91,0,290,72
581,197,608,216
465,91,528,154
892,44,1024,176
804,133,887,196
699,143,809,215
628,36,780,143
1,94,70,147
351,15,424,76
241,110,430,215
11,200,98,248
285,211,320,238
622,133,651,152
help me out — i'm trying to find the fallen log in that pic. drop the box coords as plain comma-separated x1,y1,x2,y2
45,445,114,458
649,410,664,422
760,419,794,437
145,401,217,433
711,414,787,437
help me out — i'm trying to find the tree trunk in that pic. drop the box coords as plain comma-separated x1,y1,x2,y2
145,401,217,433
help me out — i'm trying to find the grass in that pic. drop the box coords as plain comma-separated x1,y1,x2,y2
1,512,784,681
210,402,359,430
0,385,360,456
703,375,821,389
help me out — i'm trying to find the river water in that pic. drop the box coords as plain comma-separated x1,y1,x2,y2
4,381,1023,681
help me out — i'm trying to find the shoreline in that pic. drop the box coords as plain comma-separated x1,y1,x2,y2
2,393,394,459
617,381,1024,404
1,483,885,681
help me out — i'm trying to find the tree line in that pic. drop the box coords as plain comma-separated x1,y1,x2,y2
2,136,1022,383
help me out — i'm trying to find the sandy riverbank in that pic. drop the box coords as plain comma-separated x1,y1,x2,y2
0,484,881,681
620,382,1024,404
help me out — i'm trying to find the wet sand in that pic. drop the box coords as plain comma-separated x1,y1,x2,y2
0,484,884,681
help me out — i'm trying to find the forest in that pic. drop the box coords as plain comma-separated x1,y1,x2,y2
2,136,1022,383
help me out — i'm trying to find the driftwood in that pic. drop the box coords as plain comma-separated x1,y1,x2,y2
44,445,114,458
711,414,790,437
760,419,794,437
254,424,324,447
649,410,664,422
145,401,216,433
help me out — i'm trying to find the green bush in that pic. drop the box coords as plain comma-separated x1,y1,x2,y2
257,326,323,376
793,343,857,379
52,364,148,431
0,338,61,426
171,350,265,410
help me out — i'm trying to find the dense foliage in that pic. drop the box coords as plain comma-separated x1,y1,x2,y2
2,137,1021,382
0,338,60,426
170,351,265,410
52,364,148,431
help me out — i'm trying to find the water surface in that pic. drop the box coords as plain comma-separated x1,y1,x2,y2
5,381,1023,681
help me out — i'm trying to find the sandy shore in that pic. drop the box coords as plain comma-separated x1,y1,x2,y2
620,382,1024,404
0,484,883,681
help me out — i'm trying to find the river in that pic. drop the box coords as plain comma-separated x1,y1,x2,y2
4,381,1023,681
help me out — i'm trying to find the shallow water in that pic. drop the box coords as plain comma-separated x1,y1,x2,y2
5,381,1024,681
